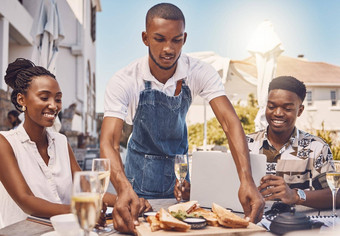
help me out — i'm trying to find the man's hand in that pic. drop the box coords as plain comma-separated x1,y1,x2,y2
95,202,108,228
112,187,140,235
258,175,298,205
238,180,265,223
174,179,190,202
138,198,153,215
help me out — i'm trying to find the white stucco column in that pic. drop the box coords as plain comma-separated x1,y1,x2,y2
0,16,9,90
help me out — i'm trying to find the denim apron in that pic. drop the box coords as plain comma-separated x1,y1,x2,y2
125,79,192,199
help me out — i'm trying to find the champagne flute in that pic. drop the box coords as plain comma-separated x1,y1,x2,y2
71,171,101,236
326,160,340,218
92,158,111,233
174,154,188,202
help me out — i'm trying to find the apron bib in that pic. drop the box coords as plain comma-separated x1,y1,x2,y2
125,79,191,198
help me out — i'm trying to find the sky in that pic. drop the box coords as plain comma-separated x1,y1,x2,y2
96,0,340,113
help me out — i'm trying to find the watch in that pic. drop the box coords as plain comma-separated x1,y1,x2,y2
295,188,306,204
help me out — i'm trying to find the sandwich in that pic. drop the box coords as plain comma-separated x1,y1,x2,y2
168,200,200,214
158,208,191,232
212,203,249,228
146,215,161,232
191,207,219,227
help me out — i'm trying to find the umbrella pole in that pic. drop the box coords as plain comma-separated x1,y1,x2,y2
203,100,207,151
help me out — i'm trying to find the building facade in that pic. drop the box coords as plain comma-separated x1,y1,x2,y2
0,0,101,147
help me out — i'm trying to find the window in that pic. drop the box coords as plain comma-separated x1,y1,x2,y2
331,91,337,106
91,2,96,42
306,91,312,106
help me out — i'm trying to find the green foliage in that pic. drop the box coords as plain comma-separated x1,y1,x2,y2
233,93,258,135
188,94,259,151
314,122,340,160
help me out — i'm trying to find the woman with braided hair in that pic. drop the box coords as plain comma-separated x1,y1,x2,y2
0,58,83,228
0,58,152,229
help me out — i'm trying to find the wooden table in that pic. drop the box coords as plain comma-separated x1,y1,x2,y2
0,199,337,236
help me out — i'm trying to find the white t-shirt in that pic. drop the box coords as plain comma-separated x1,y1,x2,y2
0,124,73,228
104,53,226,125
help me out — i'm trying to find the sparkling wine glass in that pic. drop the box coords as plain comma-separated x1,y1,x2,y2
71,171,101,236
174,154,188,202
326,160,340,219
92,158,112,233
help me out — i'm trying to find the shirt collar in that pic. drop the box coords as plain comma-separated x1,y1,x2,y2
262,126,298,149
141,54,188,83
17,123,56,145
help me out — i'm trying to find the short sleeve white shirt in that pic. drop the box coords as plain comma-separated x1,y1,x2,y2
0,124,73,228
104,53,226,125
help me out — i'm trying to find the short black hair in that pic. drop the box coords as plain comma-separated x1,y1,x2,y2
268,76,306,102
146,3,185,29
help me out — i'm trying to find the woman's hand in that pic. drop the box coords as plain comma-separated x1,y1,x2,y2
174,179,191,202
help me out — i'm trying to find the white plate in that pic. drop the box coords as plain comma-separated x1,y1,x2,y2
41,231,98,236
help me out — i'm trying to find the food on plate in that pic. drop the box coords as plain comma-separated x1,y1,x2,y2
145,201,250,232
146,215,161,232
191,207,219,226
212,203,249,228
158,208,191,232
168,200,200,214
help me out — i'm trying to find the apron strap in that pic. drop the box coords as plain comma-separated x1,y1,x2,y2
144,81,152,90
174,80,183,96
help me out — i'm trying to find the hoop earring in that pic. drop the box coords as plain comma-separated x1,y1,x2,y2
22,106,26,112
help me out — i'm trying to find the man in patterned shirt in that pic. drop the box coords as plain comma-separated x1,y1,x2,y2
247,76,335,209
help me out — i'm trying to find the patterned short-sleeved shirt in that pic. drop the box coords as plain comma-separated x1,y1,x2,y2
247,127,334,190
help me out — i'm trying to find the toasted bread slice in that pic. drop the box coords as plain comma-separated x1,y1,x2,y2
168,200,199,214
212,203,249,228
146,215,161,232
159,208,191,231
191,208,219,227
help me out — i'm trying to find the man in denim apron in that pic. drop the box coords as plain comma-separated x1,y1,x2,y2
100,3,264,234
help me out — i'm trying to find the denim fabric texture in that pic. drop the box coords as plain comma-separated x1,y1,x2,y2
125,79,192,198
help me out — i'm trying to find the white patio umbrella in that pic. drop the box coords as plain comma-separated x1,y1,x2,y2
247,20,284,131
30,0,64,132
31,0,64,74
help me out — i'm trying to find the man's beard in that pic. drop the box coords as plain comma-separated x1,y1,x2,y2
149,48,180,71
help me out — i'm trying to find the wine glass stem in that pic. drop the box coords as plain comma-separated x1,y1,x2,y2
332,189,338,217
84,229,90,236
178,180,182,202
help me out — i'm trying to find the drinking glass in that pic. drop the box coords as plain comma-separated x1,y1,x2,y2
326,160,340,217
92,158,111,233
174,154,188,202
71,171,101,236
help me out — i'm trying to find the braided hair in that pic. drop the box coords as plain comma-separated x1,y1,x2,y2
4,58,56,111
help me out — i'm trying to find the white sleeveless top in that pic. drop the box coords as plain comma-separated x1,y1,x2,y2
0,124,73,228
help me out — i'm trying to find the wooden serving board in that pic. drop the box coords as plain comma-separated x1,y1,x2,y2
136,218,266,236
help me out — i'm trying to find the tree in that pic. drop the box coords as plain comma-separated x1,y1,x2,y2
188,94,258,151
314,122,340,160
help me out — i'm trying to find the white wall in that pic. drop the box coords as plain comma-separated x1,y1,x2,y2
298,87,340,132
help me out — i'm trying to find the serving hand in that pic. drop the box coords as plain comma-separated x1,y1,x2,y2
174,179,191,202
112,186,140,235
238,179,265,223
